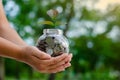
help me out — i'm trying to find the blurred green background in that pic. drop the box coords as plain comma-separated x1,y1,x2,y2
0,0,120,80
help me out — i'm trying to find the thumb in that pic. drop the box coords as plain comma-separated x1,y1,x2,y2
33,47,51,59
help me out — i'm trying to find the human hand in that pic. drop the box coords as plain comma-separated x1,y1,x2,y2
19,46,72,73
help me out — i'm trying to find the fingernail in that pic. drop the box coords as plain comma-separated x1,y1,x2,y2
68,63,71,66
65,63,71,68
70,53,72,56
68,54,72,58
68,63,71,67
62,69,65,71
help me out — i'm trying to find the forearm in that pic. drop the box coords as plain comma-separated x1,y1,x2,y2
0,1,26,46
0,37,22,60
0,24,27,46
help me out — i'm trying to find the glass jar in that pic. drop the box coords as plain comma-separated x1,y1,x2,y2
36,29,69,57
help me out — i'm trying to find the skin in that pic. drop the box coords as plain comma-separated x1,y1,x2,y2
0,1,72,73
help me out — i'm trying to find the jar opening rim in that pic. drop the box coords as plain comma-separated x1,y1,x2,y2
43,29,63,35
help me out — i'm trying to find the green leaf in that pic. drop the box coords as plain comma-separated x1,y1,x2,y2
39,21,54,26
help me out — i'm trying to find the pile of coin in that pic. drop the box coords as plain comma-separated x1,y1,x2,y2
36,36,69,57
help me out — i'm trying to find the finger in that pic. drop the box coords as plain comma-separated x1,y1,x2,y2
32,47,51,60
49,53,68,65
47,63,71,73
63,62,71,69
65,54,73,63
30,56,49,72
38,53,68,65
48,60,65,69
48,54,72,69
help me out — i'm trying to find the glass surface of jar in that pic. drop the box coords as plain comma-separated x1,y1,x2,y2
36,29,69,57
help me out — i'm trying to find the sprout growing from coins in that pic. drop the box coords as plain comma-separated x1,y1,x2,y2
39,9,66,27
36,9,69,57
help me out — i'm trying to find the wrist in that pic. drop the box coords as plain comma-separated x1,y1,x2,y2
15,46,26,62
10,45,24,62
16,45,31,63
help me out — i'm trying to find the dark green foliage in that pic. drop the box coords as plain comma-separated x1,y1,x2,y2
2,0,120,80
